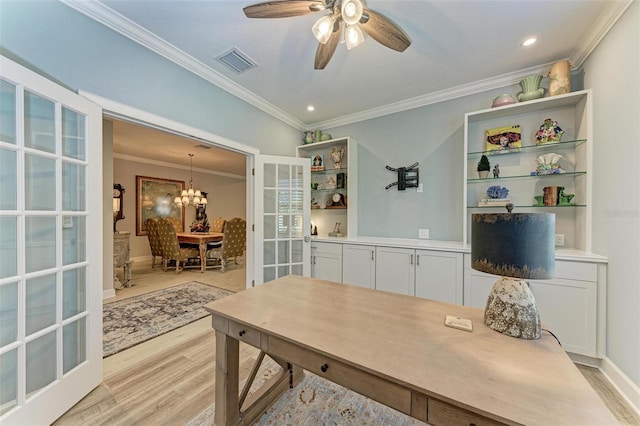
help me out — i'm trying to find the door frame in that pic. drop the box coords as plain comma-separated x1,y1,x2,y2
79,91,260,294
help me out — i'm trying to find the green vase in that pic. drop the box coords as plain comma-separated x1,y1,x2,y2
517,75,545,101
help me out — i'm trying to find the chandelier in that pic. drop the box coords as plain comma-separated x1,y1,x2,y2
175,153,207,207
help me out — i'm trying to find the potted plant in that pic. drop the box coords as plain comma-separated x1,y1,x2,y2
477,155,491,178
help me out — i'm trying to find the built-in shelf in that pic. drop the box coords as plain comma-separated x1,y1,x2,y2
468,171,586,182
467,139,587,158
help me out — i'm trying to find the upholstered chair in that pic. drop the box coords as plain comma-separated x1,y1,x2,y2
157,218,200,273
207,217,246,272
211,217,226,233
144,218,163,268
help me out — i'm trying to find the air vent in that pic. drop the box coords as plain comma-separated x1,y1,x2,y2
216,48,257,74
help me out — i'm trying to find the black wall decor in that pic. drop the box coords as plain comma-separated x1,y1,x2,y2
385,162,419,190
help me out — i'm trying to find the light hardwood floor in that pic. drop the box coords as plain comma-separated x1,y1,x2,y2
55,259,639,425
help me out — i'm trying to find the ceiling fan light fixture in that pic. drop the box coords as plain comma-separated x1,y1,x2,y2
312,15,335,44
341,0,363,26
345,24,365,50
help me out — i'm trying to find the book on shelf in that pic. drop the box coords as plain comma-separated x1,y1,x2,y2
478,198,512,206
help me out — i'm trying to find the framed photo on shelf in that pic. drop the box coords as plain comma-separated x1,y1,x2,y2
311,153,325,171
485,124,522,152
135,175,184,236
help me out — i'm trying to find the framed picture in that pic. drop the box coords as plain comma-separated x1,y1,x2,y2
136,175,184,236
485,124,522,152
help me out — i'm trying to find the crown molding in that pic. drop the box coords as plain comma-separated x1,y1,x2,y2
569,0,633,68
61,0,306,130
64,0,628,131
114,153,246,181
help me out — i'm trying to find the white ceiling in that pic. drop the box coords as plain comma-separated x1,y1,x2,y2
77,0,628,174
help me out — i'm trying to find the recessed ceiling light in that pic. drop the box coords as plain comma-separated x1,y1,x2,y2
307,105,315,112
522,38,537,47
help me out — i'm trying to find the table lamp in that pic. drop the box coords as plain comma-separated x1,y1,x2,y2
471,212,555,339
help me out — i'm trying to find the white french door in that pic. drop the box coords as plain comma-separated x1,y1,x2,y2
0,56,103,425
253,155,311,285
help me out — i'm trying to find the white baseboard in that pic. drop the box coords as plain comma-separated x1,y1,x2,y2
600,356,640,416
103,288,116,300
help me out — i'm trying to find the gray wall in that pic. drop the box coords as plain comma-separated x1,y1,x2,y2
583,0,640,387
0,0,301,155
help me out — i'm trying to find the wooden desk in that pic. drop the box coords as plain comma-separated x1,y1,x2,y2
176,232,223,273
204,276,616,426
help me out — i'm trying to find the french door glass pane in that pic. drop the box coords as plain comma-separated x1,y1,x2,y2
263,266,275,283
278,190,290,213
277,164,290,187
62,216,86,265
0,348,18,415
24,91,55,153
0,281,18,346
63,267,86,320
62,107,85,160
0,148,17,210
291,189,303,213
63,317,86,374
264,189,275,214
291,214,303,237
277,265,289,278
291,264,303,276
0,216,17,278
25,154,56,211
264,163,275,187
0,79,16,144
292,239,303,263
263,215,275,239
26,273,56,335
62,162,85,211
278,240,290,264
25,216,56,273
278,214,290,238
26,331,56,396
263,241,275,265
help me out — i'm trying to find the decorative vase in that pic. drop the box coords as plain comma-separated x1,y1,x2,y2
491,93,516,108
548,60,571,96
517,75,545,102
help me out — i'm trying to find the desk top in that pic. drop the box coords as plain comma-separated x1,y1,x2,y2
205,275,616,425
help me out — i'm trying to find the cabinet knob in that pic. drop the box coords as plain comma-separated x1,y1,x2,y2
320,363,329,373
239,330,245,337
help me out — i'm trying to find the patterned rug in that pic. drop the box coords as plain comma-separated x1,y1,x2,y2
187,358,425,426
103,282,232,357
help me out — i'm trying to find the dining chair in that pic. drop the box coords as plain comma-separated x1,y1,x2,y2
144,218,163,268
157,218,200,273
206,217,246,272
211,217,226,233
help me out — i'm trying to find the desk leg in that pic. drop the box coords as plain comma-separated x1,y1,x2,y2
215,330,240,426
200,241,206,273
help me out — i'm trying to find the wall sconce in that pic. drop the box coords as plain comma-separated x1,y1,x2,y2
113,183,125,233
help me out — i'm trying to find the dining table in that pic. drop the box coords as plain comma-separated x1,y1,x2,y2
175,231,223,272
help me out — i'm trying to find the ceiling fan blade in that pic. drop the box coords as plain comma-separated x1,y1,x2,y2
243,1,325,18
360,8,411,52
314,20,342,69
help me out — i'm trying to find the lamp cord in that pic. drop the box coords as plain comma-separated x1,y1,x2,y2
542,328,562,346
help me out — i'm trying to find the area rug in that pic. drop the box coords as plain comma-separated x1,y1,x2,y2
187,363,425,426
103,282,232,357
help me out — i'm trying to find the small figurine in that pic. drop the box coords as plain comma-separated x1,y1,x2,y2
493,164,500,178
331,146,345,169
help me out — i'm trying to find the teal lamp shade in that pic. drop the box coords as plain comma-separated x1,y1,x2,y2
471,213,555,339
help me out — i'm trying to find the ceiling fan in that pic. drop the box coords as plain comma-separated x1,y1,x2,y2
243,0,411,69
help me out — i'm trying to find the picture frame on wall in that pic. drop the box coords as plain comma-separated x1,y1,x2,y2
135,175,185,236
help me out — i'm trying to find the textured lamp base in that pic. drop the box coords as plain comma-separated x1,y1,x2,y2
484,277,541,339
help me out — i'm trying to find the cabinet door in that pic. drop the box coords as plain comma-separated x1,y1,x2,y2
375,247,415,295
529,278,597,357
342,244,375,288
311,242,342,283
415,251,463,304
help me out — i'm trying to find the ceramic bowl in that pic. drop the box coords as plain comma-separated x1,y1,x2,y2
491,94,516,108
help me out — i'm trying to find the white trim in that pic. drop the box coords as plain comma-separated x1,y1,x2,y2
79,91,260,157
60,0,305,130
113,153,246,181
63,0,630,130
79,91,257,293
600,356,640,416
569,0,634,68
103,287,116,300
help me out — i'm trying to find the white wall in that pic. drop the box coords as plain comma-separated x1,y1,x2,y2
113,156,246,258
583,0,640,389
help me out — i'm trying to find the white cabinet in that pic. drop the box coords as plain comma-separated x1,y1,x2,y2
463,254,600,357
297,137,358,238
463,90,593,251
415,250,463,304
310,241,342,283
375,246,415,295
342,244,375,288
374,246,463,302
